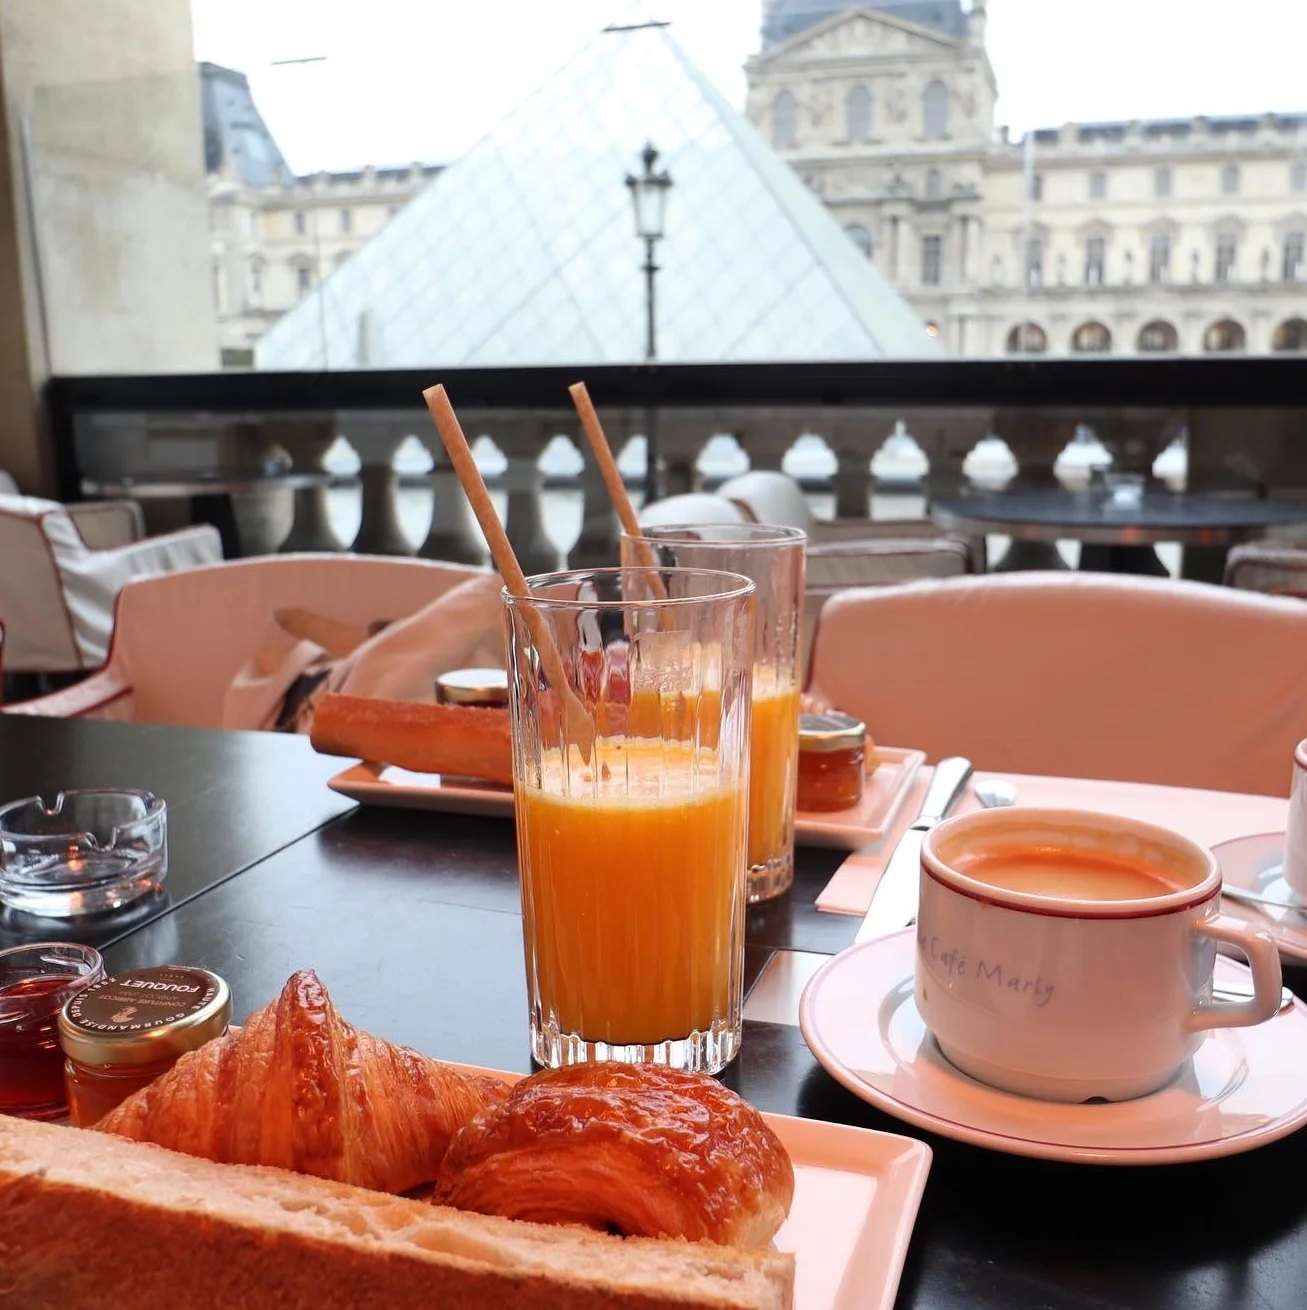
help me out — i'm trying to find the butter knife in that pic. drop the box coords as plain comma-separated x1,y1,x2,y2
852,756,974,945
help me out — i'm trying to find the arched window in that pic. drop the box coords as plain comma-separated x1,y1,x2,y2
1072,321,1113,353
925,168,943,200
843,223,873,258
1203,319,1246,352
1137,320,1179,353
923,80,949,139
1006,323,1047,354
846,85,872,142
1272,318,1307,351
772,90,797,147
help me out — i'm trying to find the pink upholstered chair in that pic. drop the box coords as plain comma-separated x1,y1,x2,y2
6,554,485,727
808,572,1307,797
0,494,221,674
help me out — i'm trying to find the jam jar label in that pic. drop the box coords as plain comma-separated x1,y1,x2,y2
64,967,219,1034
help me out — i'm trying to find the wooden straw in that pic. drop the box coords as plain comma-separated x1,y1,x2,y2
567,381,665,593
423,384,594,760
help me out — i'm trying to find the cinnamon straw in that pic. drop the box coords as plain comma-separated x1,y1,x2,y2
422,384,595,760
568,381,665,595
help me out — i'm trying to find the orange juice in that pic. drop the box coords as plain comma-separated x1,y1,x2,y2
747,670,801,870
517,742,745,1046
626,671,799,871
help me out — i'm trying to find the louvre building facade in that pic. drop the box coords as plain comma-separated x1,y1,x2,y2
746,1,1307,356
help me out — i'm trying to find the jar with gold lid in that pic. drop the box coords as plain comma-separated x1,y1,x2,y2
59,965,231,1127
434,667,509,709
797,712,870,812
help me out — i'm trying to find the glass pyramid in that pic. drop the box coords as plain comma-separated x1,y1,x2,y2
256,21,939,370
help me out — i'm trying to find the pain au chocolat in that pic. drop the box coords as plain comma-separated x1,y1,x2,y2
433,1064,795,1247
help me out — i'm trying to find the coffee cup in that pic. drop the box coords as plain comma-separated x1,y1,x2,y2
1282,739,1307,902
916,807,1283,1103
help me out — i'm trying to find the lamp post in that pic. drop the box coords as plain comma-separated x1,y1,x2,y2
625,142,672,498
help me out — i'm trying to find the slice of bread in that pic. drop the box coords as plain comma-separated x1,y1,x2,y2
0,1117,793,1310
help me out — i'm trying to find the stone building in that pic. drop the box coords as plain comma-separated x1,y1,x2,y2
203,63,441,365
746,1,1307,355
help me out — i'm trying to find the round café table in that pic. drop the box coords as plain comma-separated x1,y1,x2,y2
83,470,333,558
931,490,1307,579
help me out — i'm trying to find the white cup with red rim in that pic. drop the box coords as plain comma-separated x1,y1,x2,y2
915,808,1283,1103
1283,739,1307,902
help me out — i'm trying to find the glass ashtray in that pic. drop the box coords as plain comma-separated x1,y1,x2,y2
0,790,167,918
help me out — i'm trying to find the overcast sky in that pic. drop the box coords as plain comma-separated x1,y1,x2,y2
190,0,1307,174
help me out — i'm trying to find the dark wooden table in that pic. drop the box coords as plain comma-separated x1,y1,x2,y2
932,490,1307,580
17,719,1307,1310
0,716,355,949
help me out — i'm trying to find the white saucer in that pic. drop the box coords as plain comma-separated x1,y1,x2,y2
798,929,1307,1165
1212,832,1307,966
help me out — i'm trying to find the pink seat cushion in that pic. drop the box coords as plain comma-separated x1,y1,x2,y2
808,572,1307,797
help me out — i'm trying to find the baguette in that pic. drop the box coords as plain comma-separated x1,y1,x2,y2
311,692,514,785
0,1117,794,1310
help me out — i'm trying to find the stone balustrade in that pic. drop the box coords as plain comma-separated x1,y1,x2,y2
61,356,1307,572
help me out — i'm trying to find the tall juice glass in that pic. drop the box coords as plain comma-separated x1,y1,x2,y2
504,566,755,1074
622,525,805,902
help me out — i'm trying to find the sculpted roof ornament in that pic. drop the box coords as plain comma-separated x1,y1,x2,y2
761,2,967,50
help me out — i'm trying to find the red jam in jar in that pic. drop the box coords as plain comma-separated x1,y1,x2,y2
59,965,231,1127
797,712,869,812
0,943,104,1121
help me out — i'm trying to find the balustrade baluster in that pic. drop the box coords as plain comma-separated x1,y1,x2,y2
276,419,344,554
494,421,561,576
417,439,489,566
570,429,624,568
341,415,414,556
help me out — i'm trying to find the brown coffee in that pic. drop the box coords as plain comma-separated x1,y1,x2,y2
953,849,1177,902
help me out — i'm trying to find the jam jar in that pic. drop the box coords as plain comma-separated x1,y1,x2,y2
0,943,104,1120
59,965,231,1127
434,667,509,710
797,712,870,812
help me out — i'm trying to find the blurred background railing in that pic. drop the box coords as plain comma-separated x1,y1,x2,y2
49,357,1307,577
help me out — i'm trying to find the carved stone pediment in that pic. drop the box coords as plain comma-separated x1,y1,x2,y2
758,5,964,65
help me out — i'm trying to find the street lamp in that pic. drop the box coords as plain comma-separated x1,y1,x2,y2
625,141,672,361
625,142,672,502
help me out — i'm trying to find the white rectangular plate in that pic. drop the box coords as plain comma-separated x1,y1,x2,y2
452,1063,932,1310
328,746,925,852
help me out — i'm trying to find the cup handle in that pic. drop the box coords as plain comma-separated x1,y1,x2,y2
1186,911,1283,1033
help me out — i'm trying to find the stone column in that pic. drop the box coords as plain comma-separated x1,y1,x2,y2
276,419,343,554
569,410,626,568
825,413,882,519
418,440,488,565
340,413,413,556
657,412,713,500
733,408,804,482
494,420,559,576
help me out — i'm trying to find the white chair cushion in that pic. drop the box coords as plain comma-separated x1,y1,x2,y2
636,493,747,529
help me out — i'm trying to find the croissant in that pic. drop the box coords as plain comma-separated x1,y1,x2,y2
96,969,506,1194
433,1064,795,1247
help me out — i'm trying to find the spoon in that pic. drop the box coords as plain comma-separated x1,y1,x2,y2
1219,883,1307,918
974,778,1018,809
1212,979,1297,1014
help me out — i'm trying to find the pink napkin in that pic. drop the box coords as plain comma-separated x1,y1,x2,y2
816,769,1290,915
